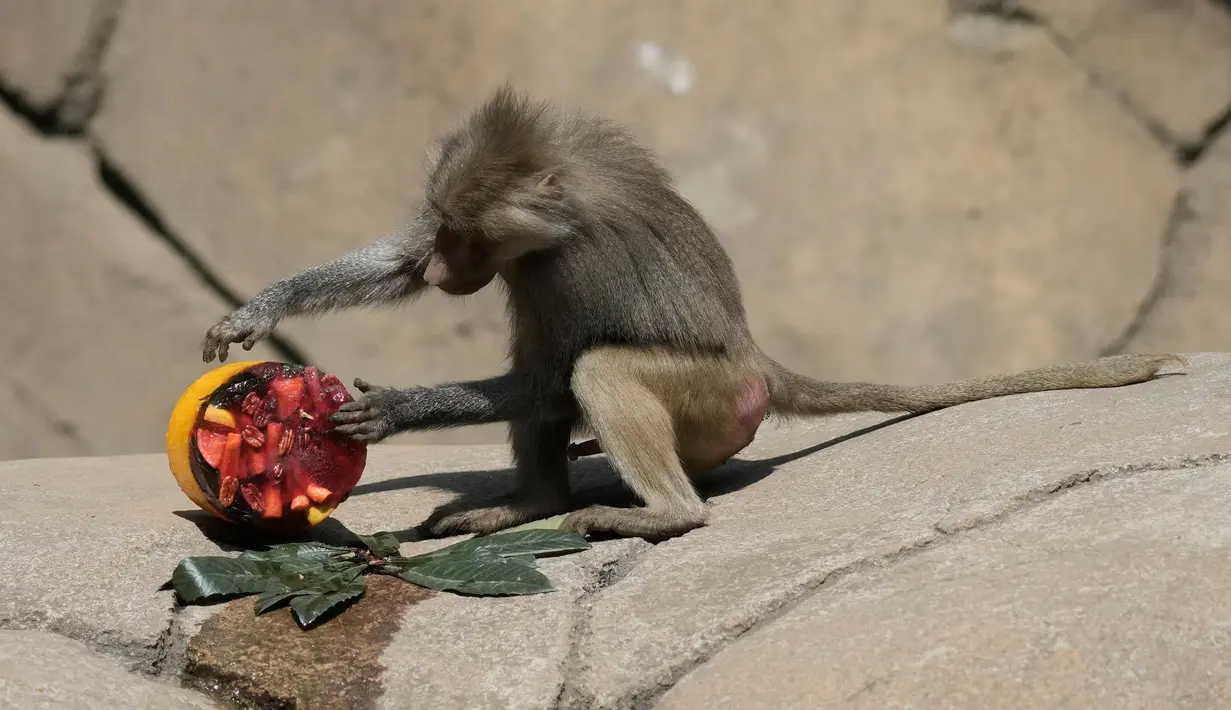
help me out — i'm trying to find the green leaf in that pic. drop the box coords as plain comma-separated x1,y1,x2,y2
289,579,367,628
501,514,570,533
372,556,409,576
254,588,315,615
170,557,282,602
421,529,590,561
396,554,554,596
238,542,352,569
254,562,367,615
284,562,366,592
500,553,538,566
355,532,401,558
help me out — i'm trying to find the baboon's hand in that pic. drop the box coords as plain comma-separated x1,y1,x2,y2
330,379,399,443
202,306,278,363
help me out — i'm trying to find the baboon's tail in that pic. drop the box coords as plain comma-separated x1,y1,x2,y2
759,353,1185,418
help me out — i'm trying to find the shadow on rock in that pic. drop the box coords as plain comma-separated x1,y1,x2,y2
173,508,371,551
356,414,916,543
701,413,916,498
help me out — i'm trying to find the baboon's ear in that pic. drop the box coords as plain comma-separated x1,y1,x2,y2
537,173,559,190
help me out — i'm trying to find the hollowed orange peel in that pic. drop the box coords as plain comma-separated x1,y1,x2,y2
167,361,368,529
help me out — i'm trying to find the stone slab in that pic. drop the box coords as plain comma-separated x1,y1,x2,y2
0,107,281,461
0,354,1225,707
659,462,1231,709
96,0,1176,439
1127,128,1231,355
0,630,218,709
0,370,90,460
377,538,649,710
0,0,104,111
1022,0,1231,145
0,430,649,708
563,353,1228,708
0,438,633,675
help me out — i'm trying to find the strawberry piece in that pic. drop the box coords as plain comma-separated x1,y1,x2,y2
269,376,305,420
195,428,227,469
261,482,283,519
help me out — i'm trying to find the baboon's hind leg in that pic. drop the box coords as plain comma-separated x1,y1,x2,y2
563,349,709,541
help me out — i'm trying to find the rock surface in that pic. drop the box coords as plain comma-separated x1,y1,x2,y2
1126,127,1231,355
659,462,1231,709
1021,0,1231,146
0,0,107,112
0,352,1226,708
0,108,279,460
0,630,218,709
88,0,1178,449
3,1,1231,459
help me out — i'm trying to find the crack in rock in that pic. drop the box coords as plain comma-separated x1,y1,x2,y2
1100,191,1193,356
1180,101,1231,166
93,151,311,365
555,540,650,710
0,602,175,678
947,0,1039,25
0,0,122,135
0,0,311,368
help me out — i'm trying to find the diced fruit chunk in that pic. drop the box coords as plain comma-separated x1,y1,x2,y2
203,405,236,429
290,495,310,512
220,433,242,482
194,428,227,468
305,483,333,505
307,505,334,526
303,367,323,412
261,482,283,519
247,449,267,475
269,377,306,419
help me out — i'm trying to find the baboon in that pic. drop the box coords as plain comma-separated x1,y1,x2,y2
203,86,1183,541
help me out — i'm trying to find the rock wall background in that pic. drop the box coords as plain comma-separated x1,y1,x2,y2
2,0,1230,460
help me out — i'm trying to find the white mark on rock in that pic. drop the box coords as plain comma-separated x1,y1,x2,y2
636,41,693,95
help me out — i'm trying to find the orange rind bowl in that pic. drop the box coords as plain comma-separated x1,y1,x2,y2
167,361,368,529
